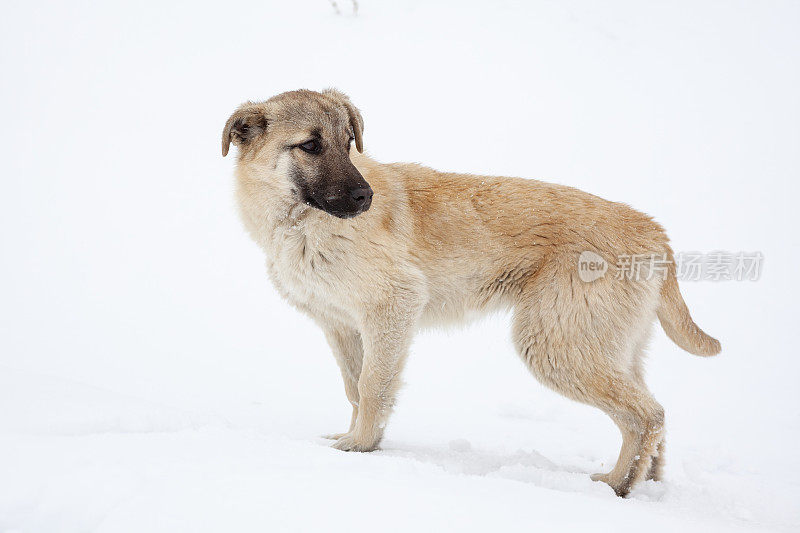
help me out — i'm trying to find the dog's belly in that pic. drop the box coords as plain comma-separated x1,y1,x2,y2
419,300,487,329
418,278,511,329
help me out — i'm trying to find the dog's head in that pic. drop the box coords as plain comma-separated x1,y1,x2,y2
222,89,372,219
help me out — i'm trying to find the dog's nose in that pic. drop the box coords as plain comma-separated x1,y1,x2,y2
349,187,373,210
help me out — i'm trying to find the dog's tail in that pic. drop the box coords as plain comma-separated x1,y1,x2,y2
657,251,721,357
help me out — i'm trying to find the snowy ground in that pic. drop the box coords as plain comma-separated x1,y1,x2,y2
1,1,799,531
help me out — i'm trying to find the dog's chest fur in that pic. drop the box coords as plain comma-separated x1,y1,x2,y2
263,218,356,324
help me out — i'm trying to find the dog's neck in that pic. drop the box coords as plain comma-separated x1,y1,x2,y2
234,151,384,257
235,170,335,255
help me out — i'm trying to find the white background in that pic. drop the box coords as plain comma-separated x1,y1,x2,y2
1,1,798,531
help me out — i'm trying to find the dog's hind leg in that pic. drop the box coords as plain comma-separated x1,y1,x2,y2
646,440,666,481
630,332,666,482
586,381,664,496
511,262,664,496
519,341,664,495
520,343,664,495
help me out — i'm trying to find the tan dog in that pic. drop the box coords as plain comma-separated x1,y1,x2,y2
222,89,720,497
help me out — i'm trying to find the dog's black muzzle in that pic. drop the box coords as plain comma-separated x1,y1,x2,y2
303,171,373,219
305,184,372,219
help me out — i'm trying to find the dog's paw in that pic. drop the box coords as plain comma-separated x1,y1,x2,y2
590,472,632,498
330,432,379,452
322,432,348,440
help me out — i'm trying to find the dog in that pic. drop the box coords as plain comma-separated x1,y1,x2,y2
222,89,720,497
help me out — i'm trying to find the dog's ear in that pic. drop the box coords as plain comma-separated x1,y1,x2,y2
222,103,269,157
323,89,364,153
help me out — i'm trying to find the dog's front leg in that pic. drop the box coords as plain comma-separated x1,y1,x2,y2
331,295,422,452
322,326,363,440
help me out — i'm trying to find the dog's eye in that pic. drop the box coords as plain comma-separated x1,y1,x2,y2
299,140,321,154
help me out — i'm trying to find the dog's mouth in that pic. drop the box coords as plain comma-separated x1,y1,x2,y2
304,195,324,212
304,197,370,219
302,189,373,220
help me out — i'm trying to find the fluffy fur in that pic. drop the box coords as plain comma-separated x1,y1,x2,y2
223,89,720,497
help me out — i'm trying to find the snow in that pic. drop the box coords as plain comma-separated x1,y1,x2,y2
1,1,798,531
